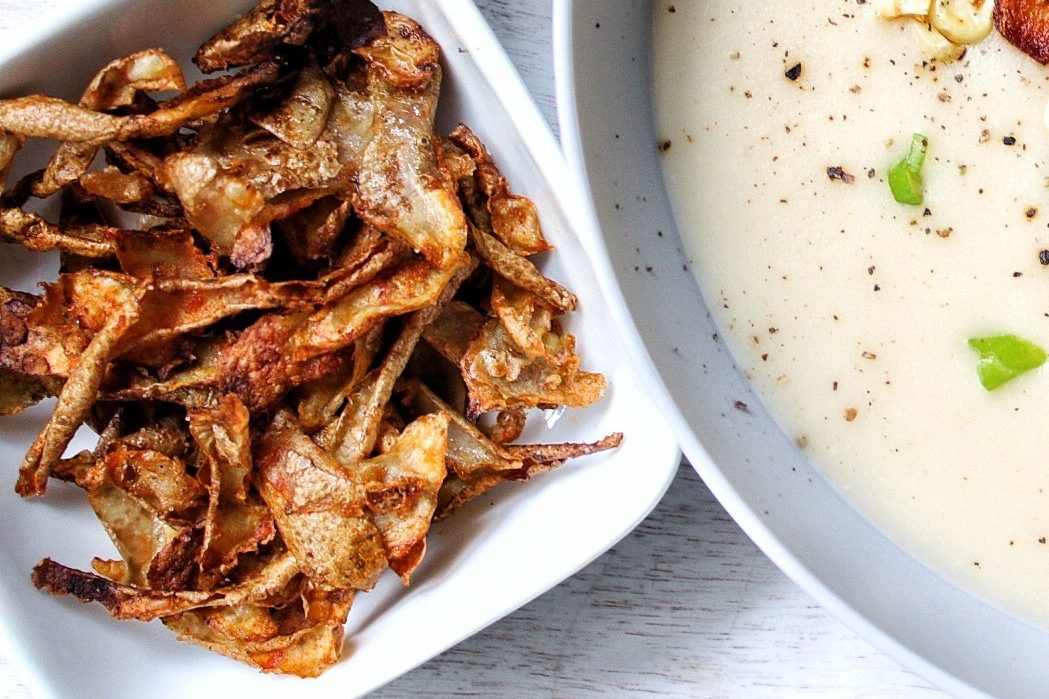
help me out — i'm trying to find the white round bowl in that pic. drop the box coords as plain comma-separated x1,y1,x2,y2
553,2,1049,697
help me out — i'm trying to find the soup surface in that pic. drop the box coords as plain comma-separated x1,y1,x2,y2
654,2,1049,625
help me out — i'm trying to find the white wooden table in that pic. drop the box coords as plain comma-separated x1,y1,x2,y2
0,1,947,697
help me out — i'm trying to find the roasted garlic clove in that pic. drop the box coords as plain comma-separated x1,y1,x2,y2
912,19,968,60
930,0,994,44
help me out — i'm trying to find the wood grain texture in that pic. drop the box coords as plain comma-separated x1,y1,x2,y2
0,0,945,697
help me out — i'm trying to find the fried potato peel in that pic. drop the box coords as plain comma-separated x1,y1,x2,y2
34,48,186,198
0,0,619,678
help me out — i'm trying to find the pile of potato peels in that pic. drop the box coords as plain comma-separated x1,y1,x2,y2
0,0,619,676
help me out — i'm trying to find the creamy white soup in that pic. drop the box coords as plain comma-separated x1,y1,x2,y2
654,2,1049,625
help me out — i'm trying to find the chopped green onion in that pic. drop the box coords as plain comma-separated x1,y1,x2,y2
968,334,1047,390
888,133,928,205
904,133,928,172
887,160,923,205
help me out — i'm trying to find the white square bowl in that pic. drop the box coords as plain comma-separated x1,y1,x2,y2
0,2,681,697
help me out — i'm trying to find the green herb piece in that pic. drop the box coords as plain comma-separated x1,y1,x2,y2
968,334,1047,390
888,133,928,205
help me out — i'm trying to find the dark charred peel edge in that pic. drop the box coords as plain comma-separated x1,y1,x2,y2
32,558,124,613
502,432,624,466
194,0,385,72
314,0,386,51
164,61,282,110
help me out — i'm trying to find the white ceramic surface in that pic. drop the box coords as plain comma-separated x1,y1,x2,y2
554,2,1049,698
0,2,680,697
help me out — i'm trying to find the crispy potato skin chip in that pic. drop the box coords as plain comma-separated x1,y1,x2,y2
0,207,116,258
17,274,143,496
256,414,388,590
353,11,439,88
0,368,56,415
120,274,316,352
435,433,623,521
996,0,1049,63
34,48,186,198
163,595,350,677
103,443,206,517
319,256,475,463
195,0,312,72
1,276,89,377
158,119,343,263
0,133,22,193
449,124,550,256
252,65,334,148
190,395,277,581
219,312,351,411
292,256,466,360
195,0,384,73
491,276,554,359
343,14,467,269
359,412,447,582
82,48,186,112
0,96,126,145
115,228,214,281
80,167,153,204
88,477,180,586
0,62,278,146
468,222,576,313
396,378,620,520
310,0,386,65
460,316,605,418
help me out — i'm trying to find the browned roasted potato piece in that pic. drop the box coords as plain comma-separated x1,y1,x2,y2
995,0,1049,63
